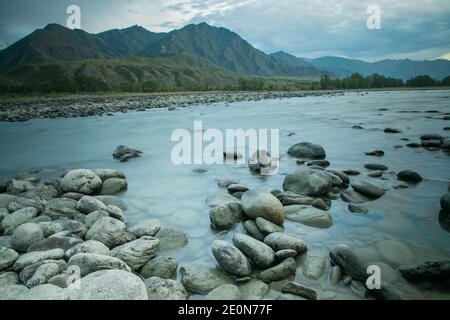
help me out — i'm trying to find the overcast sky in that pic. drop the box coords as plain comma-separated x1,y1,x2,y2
0,0,449,61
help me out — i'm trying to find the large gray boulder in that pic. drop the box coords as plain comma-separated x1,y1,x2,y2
111,236,160,271
61,169,102,195
212,240,252,277
72,269,148,300
128,219,161,237
91,169,126,182
288,142,326,160
42,198,83,220
240,190,284,225
283,170,333,197
99,178,128,195
284,205,333,228
64,240,111,259
140,256,177,279
351,180,385,199
329,244,367,281
76,196,106,214
0,247,19,271
233,233,275,268
1,207,38,231
11,223,44,252
264,232,307,254
68,253,131,276
209,202,244,229
180,263,232,294
13,249,65,271
145,277,188,300
85,217,134,248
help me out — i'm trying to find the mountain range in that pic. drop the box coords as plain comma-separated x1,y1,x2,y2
0,22,449,92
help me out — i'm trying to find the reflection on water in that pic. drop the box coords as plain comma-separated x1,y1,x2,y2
0,89,449,299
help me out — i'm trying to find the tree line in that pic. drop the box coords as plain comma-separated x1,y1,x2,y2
320,73,450,90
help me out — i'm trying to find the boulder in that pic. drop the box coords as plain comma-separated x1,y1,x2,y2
99,178,128,195
76,196,106,214
180,263,232,294
206,284,241,300
61,169,102,195
238,279,269,300
155,227,188,251
13,249,65,271
255,217,284,235
351,180,385,199
283,170,333,197
27,236,83,253
264,232,307,254
209,202,244,229
19,259,67,285
42,198,83,220
111,236,160,271
11,223,44,252
398,261,450,282
113,145,143,162
68,253,130,276
212,240,252,277
0,247,19,271
64,240,111,259
259,258,296,282
85,217,134,248
288,142,326,160
91,169,126,182
440,193,450,212
282,281,317,300
233,233,275,268
243,220,265,241
376,240,414,267
1,207,37,231
284,205,333,228
72,269,147,300
145,277,188,300
240,190,284,225
397,170,423,183
140,256,177,279
20,284,69,300
94,195,127,211
128,219,161,237
206,193,240,208
329,244,367,281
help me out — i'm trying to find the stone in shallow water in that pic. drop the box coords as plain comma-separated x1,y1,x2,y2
398,260,450,282
180,263,232,294
206,193,240,208
156,227,188,251
298,255,326,280
145,277,188,300
240,190,284,225
255,217,284,235
282,281,317,300
348,204,369,214
351,180,385,199
99,178,128,195
329,244,367,282
205,284,241,300
128,219,161,237
76,196,106,214
258,257,296,282
243,220,265,241
238,279,269,300
209,202,243,230
91,169,126,182
212,240,252,277
397,170,423,183
283,170,333,197
364,163,388,171
376,240,414,267
264,232,307,254
441,193,450,212
284,205,333,228
233,233,275,268
113,145,143,162
85,217,134,249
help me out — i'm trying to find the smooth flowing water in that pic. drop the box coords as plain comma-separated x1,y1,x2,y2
1,89,449,299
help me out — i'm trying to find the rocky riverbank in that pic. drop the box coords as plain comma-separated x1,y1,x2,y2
1,133,449,300
0,90,342,122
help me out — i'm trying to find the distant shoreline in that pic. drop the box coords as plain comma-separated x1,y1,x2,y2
0,87,449,123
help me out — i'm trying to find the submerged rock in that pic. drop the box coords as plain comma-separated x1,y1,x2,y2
99,178,128,195
441,193,450,212
259,257,296,282
140,256,177,279
398,261,450,282
156,227,188,251
329,244,367,281
284,205,333,228
376,240,414,267
238,279,269,300
128,219,161,237
282,281,317,300
348,204,369,214
111,236,160,271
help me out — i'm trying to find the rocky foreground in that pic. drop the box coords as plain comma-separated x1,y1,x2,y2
0,136,449,300
0,91,340,122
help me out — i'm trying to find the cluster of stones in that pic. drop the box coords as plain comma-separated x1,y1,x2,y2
0,168,189,300
201,141,448,300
